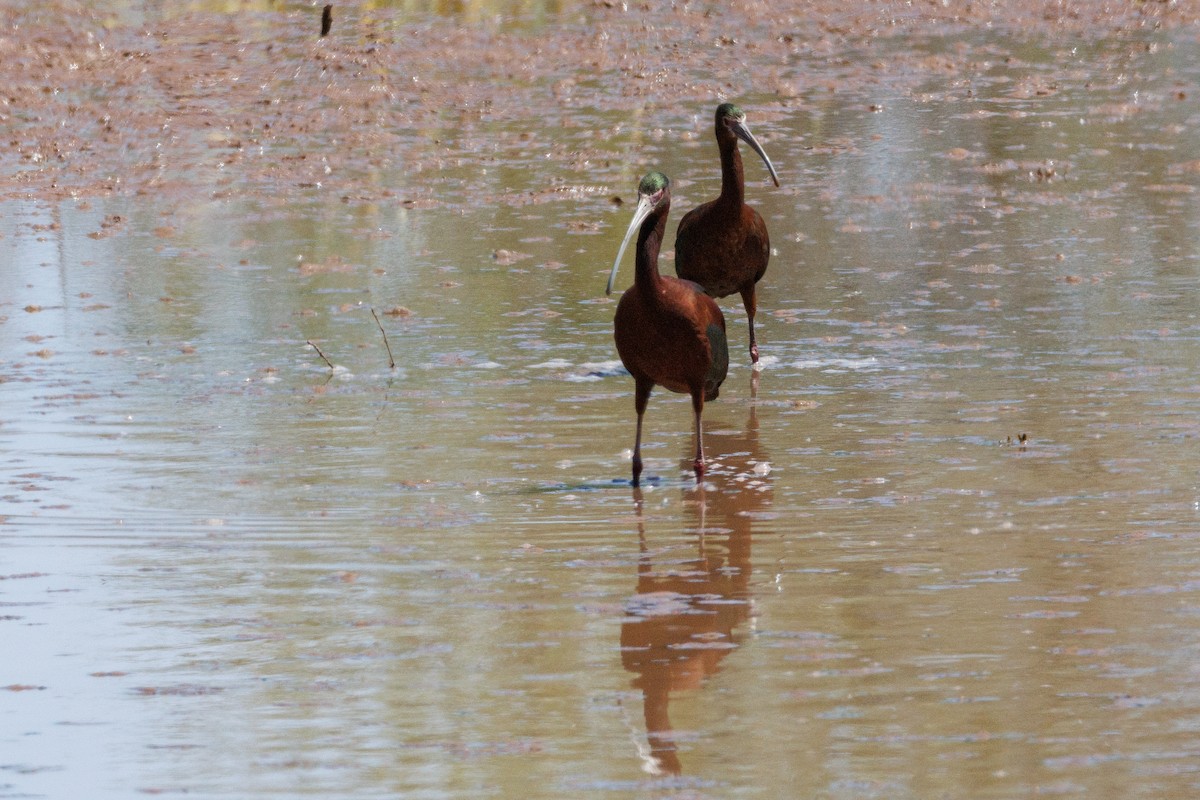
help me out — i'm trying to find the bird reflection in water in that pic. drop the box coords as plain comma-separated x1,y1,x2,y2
618,403,770,775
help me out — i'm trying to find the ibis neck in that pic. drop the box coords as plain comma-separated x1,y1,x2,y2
716,133,745,209
634,203,670,296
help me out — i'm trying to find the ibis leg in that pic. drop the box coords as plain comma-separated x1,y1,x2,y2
740,284,759,364
691,390,706,478
632,378,652,486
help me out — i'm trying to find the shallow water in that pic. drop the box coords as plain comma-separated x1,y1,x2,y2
3,3,1200,798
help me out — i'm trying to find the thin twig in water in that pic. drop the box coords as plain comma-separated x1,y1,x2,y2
307,339,334,370
371,308,396,369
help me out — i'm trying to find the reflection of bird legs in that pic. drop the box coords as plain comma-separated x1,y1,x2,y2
629,487,682,775
634,487,650,576
637,484,711,777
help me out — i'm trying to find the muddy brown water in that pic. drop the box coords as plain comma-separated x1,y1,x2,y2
3,1,1200,797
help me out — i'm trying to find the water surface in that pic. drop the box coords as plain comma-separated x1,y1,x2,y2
3,3,1200,798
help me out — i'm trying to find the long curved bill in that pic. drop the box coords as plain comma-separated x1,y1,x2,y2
733,119,780,187
605,193,656,296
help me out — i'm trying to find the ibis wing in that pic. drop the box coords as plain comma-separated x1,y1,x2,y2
704,321,729,400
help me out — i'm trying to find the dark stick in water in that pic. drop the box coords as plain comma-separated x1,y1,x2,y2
307,339,334,370
370,308,396,369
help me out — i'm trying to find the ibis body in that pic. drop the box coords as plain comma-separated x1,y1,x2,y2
674,104,779,364
606,172,729,486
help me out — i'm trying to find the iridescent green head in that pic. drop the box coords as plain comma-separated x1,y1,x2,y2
638,171,670,198
605,171,672,296
716,102,745,122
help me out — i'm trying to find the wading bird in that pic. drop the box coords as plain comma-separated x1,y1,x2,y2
674,103,780,364
606,172,729,486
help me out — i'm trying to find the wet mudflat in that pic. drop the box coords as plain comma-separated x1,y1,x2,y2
3,0,1200,797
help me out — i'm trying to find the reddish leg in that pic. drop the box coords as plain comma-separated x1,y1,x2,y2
631,378,652,486
740,284,759,364
691,390,706,478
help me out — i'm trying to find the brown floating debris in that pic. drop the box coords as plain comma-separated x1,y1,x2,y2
321,5,332,37
1003,433,1030,450
133,684,224,696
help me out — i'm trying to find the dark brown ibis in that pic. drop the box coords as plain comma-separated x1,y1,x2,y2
674,103,780,364
606,172,729,486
